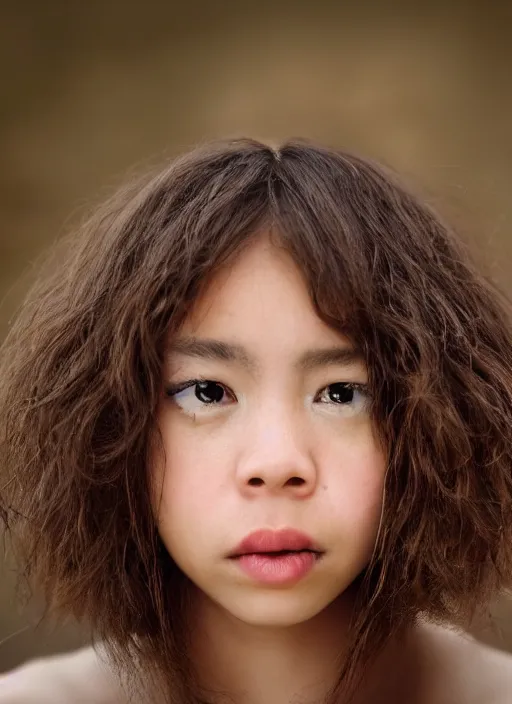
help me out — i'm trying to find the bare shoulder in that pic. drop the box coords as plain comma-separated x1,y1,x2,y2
417,620,512,704
0,645,128,703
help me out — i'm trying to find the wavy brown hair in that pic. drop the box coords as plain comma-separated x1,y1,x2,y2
1,138,512,703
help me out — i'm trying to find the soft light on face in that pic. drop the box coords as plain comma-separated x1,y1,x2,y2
151,235,386,627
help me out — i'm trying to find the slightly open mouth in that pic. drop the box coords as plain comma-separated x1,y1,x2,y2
231,548,322,559
258,549,316,556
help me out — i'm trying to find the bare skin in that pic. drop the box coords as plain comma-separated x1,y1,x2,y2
189,586,355,704
412,622,512,704
188,597,512,704
2,621,512,703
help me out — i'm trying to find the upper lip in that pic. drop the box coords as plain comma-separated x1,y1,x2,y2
229,528,322,557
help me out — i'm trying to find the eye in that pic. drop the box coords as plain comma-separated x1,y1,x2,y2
314,382,370,416
165,379,235,417
164,379,370,419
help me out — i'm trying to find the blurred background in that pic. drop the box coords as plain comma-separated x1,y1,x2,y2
1,0,511,673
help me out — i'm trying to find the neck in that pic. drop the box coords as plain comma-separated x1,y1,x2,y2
187,587,424,704
189,587,362,704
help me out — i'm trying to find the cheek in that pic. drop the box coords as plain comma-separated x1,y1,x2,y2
150,421,225,531
324,428,386,536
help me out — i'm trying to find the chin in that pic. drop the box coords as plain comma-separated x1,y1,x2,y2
218,590,340,628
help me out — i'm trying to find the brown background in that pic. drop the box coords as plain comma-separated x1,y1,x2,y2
1,0,511,672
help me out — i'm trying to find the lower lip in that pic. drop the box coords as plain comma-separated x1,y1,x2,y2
233,551,318,585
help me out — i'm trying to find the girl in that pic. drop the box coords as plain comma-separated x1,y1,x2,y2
1,138,512,704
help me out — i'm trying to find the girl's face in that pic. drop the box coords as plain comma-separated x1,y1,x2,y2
152,235,386,626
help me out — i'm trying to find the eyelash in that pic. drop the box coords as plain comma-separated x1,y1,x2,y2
163,377,370,415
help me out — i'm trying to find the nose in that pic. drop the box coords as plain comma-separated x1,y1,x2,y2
235,405,318,498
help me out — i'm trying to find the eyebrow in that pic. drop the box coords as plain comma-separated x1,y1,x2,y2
167,337,364,374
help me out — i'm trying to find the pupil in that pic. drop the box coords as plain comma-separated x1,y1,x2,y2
196,381,224,404
329,383,353,404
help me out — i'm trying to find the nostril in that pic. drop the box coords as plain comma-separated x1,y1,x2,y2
246,476,306,488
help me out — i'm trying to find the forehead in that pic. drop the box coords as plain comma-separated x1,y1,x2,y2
166,235,364,373
178,235,317,335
